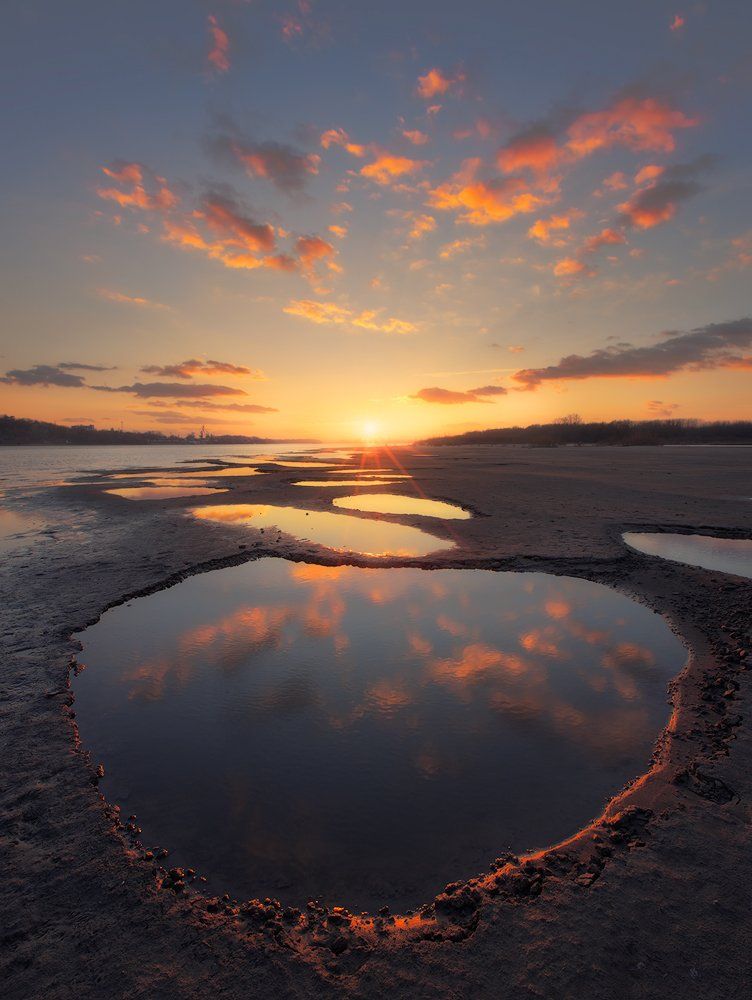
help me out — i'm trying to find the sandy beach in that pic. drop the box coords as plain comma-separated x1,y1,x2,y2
1,444,750,999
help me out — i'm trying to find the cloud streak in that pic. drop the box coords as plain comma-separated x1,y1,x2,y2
92,382,248,398
139,359,264,380
1,365,87,388
513,318,752,389
411,384,507,404
207,15,230,74
284,299,417,333
141,400,277,414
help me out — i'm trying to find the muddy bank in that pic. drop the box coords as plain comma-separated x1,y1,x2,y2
1,445,750,999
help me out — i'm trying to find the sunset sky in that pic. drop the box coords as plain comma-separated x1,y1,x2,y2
1,0,750,441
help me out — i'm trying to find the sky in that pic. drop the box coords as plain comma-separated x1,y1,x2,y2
0,0,751,442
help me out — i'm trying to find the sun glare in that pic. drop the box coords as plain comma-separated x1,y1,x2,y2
361,419,381,443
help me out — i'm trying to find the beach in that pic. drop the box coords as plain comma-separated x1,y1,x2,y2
1,444,751,999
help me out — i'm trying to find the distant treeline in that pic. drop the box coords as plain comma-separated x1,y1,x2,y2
421,418,752,447
0,415,314,447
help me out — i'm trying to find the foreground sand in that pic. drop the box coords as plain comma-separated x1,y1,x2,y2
1,445,750,999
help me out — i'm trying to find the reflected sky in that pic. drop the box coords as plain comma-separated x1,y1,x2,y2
143,477,215,488
180,466,264,479
0,507,46,554
333,493,471,520
106,486,228,500
265,461,340,469
294,479,404,487
189,503,448,557
74,560,684,911
624,532,752,579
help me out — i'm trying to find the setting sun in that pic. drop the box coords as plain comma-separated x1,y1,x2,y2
361,420,381,443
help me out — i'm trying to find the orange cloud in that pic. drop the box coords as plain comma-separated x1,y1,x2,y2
284,299,417,334
295,235,339,283
402,212,436,240
438,235,485,258
618,159,708,229
497,128,566,177
566,96,698,158
320,127,367,157
634,164,664,185
430,163,547,226
97,289,170,309
581,227,627,253
415,67,464,99
97,163,177,213
146,186,311,276
402,129,429,146
497,96,698,187
207,14,230,74
603,171,629,191
360,153,427,185
527,213,573,244
198,193,276,253
553,257,591,277
670,13,685,31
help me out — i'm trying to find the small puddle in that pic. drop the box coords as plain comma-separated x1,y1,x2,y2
333,493,471,520
106,487,228,500
624,532,752,579
294,479,404,488
75,560,685,912
180,467,264,479
320,469,412,479
142,478,215,488
189,503,448,557
266,461,340,469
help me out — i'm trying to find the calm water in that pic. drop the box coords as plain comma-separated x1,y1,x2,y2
190,503,449,557
107,486,229,501
294,479,405,487
75,559,685,911
0,443,299,490
0,507,48,554
333,493,471,520
624,532,752,579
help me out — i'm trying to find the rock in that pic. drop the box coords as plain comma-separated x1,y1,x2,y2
330,935,348,955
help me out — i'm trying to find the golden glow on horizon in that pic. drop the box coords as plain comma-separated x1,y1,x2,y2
2,5,750,439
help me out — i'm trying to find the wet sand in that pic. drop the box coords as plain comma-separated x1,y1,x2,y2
1,445,751,999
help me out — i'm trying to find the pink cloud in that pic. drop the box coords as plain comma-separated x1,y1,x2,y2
207,15,230,74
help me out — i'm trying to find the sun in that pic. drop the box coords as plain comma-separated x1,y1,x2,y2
360,419,381,443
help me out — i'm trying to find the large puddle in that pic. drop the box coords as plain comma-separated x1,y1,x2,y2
333,493,471,520
624,532,752,579
75,560,684,911
189,503,448,557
